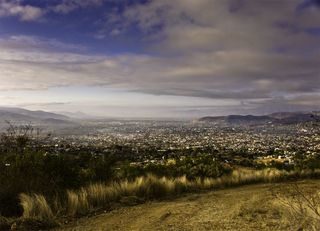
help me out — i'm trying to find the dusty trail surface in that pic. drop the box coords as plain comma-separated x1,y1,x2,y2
55,181,320,231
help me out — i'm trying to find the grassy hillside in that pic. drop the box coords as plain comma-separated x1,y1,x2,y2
1,124,320,230
54,180,320,231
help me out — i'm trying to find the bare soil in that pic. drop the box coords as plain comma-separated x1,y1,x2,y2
55,180,320,231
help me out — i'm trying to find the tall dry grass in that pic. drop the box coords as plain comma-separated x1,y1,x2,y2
67,189,90,217
19,168,320,222
20,193,54,222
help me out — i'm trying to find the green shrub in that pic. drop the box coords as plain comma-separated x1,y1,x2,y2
119,154,232,180
0,151,115,217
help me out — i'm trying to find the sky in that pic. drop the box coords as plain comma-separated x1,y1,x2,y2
0,0,320,118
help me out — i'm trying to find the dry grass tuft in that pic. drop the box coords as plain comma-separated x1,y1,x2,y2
20,193,54,222
67,189,90,217
19,168,320,221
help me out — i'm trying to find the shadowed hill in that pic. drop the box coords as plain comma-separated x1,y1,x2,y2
0,107,73,128
199,111,320,125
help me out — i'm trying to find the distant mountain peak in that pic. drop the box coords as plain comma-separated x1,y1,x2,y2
0,107,72,128
198,111,320,125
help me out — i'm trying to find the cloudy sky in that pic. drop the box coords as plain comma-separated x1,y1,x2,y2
0,0,320,118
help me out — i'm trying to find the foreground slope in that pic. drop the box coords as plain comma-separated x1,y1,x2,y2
55,181,320,231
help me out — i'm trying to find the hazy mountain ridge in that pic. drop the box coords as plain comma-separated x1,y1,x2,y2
0,107,68,120
0,107,72,126
199,112,320,125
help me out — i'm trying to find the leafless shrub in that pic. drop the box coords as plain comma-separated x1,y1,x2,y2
274,183,320,230
0,121,48,154
0,121,35,154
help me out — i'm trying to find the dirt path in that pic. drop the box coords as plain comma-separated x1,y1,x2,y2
55,181,320,231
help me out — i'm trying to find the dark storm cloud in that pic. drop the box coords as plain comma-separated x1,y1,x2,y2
297,0,320,11
229,0,245,13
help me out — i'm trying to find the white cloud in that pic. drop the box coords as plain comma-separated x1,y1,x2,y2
52,0,104,14
0,35,319,100
1,0,320,114
0,0,105,21
1,35,87,52
0,0,44,21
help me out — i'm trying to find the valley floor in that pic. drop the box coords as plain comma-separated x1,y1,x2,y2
55,180,320,231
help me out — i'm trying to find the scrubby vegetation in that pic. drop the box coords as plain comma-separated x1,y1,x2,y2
0,151,115,217
274,183,320,230
17,169,320,227
119,154,232,179
1,123,320,230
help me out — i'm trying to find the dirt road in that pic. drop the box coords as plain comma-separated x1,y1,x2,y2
55,181,320,231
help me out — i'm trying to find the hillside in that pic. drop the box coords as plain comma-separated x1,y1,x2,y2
0,107,68,120
55,180,320,231
199,111,320,125
0,107,75,129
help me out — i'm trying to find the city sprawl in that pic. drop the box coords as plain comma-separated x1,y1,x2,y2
27,120,320,167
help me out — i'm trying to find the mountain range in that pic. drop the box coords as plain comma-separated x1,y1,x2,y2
198,112,320,125
0,107,319,127
0,107,73,126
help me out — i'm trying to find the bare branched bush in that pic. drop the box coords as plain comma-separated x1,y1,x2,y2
274,183,320,230
0,121,38,154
